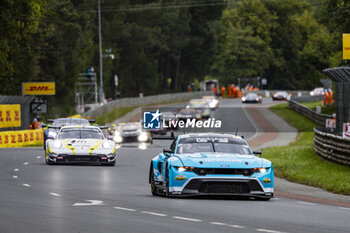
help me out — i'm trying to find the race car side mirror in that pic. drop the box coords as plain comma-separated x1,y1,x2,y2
163,149,173,157
253,151,262,157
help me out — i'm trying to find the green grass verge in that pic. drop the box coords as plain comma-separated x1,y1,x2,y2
302,100,335,115
95,107,136,125
262,103,350,195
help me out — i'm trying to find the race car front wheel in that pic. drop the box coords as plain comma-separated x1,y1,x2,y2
150,172,159,196
45,157,54,165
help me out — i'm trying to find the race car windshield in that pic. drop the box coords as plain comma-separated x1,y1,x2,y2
53,119,89,127
176,143,252,154
176,137,252,155
59,129,104,139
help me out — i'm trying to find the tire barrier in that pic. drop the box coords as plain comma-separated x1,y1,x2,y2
288,99,330,126
0,129,43,148
314,127,350,166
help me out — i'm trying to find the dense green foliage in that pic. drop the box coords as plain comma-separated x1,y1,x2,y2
0,0,348,116
263,104,350,195
212,0,344,89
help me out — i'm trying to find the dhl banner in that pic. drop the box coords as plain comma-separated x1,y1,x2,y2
22,82,55,95
0,105,21,128
0,129,43,148
343,34,350,60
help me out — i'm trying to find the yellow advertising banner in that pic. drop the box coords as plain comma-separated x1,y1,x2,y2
0,105,21,128
343,34,350,60
22,82,55,95
0,129,43,147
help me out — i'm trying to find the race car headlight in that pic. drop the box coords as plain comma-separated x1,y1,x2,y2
114,135,123,143
256,97,260,101
253,167,268,173
176,166,195,172
138,132,148,142
48,131,57,138
53,140,62,149
242,97,246,101
103,141,112,149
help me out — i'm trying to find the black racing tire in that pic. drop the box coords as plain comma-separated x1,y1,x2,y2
105,162,116,166
255,196,271,201
150,172,159,196
165,166,170,197
45,158,54,165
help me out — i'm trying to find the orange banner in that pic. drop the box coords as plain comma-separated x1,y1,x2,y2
0,105,21,128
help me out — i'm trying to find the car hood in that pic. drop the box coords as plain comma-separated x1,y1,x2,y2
60,139,104,149
245,95,259,100
175,152,270,168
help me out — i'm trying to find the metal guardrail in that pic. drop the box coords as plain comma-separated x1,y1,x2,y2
288,98,330,126
314,127,350,166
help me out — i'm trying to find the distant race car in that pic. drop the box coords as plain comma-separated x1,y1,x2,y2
310,87,324,96
241,92,263,103
272,91,290,101
149,133,274,200
43,118,92,150
113,122,150,143
177,108,202,121
45,125,116,166
186,99,211,119
201,96,219,109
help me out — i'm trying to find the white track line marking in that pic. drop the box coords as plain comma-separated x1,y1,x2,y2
339,207,350,211
36,156,41,159
297,201,316,206
49,192,61,197
113,207,137,212
12,176,18,179
141,211,167,217
73,200,105,206
14,168,19,172
23,162,29,165
257,229,287,233
229,225,245,229
210,222,227,226
22,184,31,187
172,216,202,222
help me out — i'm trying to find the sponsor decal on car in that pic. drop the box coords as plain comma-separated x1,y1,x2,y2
174,175,187,181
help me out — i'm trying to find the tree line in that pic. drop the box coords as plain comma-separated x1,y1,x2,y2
0,0,347,116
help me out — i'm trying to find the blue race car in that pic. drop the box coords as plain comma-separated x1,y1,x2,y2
149,133,274,200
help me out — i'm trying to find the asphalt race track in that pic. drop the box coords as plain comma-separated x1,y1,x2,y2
1,98,350,233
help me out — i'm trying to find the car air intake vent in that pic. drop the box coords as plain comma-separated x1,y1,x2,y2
194,168,253,176
198,182,250,194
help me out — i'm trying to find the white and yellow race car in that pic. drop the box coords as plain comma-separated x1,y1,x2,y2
45,125,117,166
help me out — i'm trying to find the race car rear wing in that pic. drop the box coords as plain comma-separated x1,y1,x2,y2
46,119,95,123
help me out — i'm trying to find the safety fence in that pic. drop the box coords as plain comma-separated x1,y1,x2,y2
314,127,350,166
0,129,43,148
288,97,330,126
